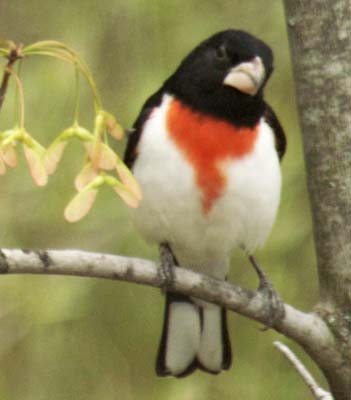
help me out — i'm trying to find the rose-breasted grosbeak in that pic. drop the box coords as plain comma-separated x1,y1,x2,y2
124,29,286,377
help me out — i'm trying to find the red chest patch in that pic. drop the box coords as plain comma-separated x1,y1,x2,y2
167,99,259,214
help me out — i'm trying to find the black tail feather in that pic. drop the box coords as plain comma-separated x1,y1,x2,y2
156,242,232,377
221,307,232,370
156,292,198,377
156,293,232,377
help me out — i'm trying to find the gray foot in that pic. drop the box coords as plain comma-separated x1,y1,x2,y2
159,242,176,291
248,255,285,329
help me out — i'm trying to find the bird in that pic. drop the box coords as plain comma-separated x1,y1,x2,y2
124,29,286,378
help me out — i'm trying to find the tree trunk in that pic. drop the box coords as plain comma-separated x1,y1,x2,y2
283,0,351,398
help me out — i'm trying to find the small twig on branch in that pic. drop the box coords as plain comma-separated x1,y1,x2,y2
274,341,334,400
0,45,23,111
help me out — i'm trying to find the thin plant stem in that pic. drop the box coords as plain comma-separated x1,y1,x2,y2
73,63,80,124
7,67,25,128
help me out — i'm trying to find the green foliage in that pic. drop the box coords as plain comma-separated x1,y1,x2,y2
0,0,323,399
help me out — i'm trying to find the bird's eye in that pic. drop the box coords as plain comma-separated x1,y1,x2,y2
215,45,228,61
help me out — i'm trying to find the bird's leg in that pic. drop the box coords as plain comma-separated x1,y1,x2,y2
159,242,177,292
248,255,285,329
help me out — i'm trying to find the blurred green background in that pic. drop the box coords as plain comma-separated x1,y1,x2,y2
0,1,324,399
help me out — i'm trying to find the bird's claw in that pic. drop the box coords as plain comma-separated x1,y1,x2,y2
248,255,285,330
159,242,176,292
257,275,285,330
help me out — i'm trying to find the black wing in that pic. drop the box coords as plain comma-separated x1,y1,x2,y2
124,89,164,168
263,103,287,161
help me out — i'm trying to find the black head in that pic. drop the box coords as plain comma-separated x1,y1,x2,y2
164,30,273,126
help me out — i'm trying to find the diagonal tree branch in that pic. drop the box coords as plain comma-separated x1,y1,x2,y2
0,247,339,375
0,45,23,110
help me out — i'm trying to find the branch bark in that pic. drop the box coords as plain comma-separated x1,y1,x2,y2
283,1,351,398
0,248,339,376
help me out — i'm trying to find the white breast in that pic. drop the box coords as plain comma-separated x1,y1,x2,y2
130,94,281,277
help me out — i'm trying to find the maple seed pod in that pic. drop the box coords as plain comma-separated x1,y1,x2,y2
64,187,98,223
1,145,18,168
113,183,140,209
84,141,117,171
44,140,68,175
75,162,98,191
23,144,48,187
103,111,124,140
116,162,142,201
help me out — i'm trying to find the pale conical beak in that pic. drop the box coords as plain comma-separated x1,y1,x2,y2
223,56,265,96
